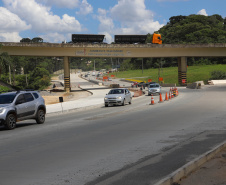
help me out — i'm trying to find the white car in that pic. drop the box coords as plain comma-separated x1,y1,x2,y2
104,88,132,107
148,83,161,95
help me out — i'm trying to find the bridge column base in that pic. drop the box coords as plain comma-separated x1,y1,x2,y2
178,57,187,86
64,56,71,92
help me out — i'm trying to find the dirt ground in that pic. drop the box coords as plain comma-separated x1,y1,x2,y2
42,91,91,105
41,76,91,105
177,147,226,185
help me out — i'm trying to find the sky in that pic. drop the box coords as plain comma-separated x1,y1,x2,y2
0,0,225,43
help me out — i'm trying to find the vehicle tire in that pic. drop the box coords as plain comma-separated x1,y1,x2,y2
36,109,45,124
5,113,16,130
122,99,125,106
105,103,108,107
129,98,132,104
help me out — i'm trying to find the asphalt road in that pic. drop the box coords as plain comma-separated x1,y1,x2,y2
1,84,226,185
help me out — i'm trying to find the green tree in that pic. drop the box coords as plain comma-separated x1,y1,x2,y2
27,67,50,90
32,37,43,43
20,38,31,42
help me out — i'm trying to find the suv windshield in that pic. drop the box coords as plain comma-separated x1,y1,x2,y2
0,94,16,104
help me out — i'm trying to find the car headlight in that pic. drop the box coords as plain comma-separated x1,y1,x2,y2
0,108,5,114
117,96,122,99
104,97,108,100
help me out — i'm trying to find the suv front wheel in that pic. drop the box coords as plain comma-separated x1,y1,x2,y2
36,109,45,124
5,113,16,130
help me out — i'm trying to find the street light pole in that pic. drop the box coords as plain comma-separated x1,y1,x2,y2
94,60,95,71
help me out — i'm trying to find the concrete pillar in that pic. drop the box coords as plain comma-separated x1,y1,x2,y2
64,56,71,92
178,57,187,86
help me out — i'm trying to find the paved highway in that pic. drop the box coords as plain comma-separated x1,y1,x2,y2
0,84,226,185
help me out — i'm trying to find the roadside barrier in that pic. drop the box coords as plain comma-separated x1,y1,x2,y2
171,90,174,98
159,93,164,103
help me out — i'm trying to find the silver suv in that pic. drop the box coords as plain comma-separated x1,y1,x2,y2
0,90,46,130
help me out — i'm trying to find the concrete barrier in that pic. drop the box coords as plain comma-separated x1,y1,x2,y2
187,81,204,89
210,80,226,84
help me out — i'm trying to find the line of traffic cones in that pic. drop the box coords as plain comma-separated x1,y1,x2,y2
149,87,179,105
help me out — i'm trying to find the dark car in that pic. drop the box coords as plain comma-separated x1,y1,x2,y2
137,82,146,88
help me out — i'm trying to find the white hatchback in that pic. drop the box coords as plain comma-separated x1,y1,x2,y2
104,88,132,107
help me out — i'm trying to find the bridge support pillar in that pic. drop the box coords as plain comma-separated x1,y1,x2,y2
178,57,187,86
64,56,71,92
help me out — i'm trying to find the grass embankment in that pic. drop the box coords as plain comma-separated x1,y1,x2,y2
110,64,226,85
0,86,10,93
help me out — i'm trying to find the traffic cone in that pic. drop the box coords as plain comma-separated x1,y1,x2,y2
159,93,164,103
171,90,174,98
169,91,171,99
150,95,155,105
165,92,169,101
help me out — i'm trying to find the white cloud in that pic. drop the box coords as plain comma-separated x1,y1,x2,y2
0,7,31,41
110,0,163,34
95,0,164,43
76,0,93,15
96,9,114,43
36,0,80,9
97,9,114,32
111,0,153,22
1,0,83,42
3,0,82,33
197,9,208,16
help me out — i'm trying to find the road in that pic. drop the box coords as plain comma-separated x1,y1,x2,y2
0,84,226,185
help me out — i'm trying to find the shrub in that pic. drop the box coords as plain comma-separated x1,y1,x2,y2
210,70,226,79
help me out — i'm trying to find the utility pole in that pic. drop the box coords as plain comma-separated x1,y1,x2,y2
142,58,144,74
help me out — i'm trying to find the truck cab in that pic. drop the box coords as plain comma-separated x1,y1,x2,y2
152,33,162,44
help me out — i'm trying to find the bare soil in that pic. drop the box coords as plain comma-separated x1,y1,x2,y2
177,148,226,185
41,76,91,105
42,91,91,105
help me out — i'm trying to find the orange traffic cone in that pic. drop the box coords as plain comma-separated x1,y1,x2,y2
165,92,169,101
159,93,164,103
150,95,155,105
169,91,171,99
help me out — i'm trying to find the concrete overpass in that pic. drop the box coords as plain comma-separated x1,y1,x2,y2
1,42,226,92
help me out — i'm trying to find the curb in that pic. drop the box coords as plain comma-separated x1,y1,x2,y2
154,141,226,185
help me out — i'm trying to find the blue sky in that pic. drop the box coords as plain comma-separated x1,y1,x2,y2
0,0,225,43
